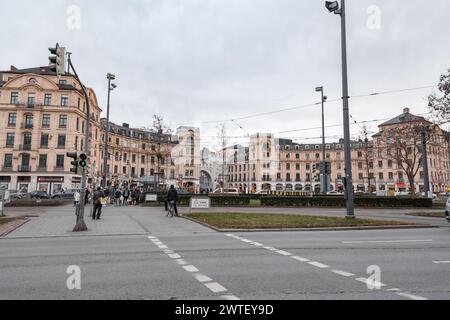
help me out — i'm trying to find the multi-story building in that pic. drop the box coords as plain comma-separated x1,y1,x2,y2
0,65,103,193
0,64,202,194
224,108,450,194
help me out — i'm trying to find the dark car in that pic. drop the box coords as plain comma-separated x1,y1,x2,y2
28,191,50,199
51,190,75,200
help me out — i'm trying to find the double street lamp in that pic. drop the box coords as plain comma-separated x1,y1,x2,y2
102,73,117,188
325,0,355,218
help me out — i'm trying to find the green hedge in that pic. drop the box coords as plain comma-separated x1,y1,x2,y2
141,194,251,207
261,196,432,208
6,199,73,207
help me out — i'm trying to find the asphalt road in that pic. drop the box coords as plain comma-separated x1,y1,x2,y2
0,205,449,300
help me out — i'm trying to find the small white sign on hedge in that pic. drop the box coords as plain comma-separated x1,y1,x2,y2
190,197,211,209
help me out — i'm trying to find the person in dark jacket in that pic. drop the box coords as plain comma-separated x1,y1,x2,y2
166,185,179,216
92,187,104,220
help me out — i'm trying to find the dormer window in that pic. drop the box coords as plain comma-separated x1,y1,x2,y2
29,78,37,84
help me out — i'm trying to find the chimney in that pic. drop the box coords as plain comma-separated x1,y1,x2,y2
403,107,410,114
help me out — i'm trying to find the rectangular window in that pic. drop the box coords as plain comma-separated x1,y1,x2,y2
76,118,79,131
6,133,15,147
4,154,13,168
358,173,363,180
8,113,16,127
378,161,383,168
388,172,394,180
56,155,65,168
59,115,68,128
61,95,69,106
132,154,136,163
38,155,47,169
114,165,118,174
10,92,19,104
44,94,52,106
42,114,51,128
27,94,35,107
379,173,384,180
59,79,67,85
40,134,49,148
25,114,33,128
141,155,145,164
57,135,66,148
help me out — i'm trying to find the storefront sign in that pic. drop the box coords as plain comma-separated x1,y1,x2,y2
190,197,211,209
37,176,64,183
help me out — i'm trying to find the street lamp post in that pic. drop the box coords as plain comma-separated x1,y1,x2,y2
420,126,432,198
316,86,328,195
102,73,116,188
325,0,355,218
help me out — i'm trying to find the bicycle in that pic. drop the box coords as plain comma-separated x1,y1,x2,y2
166,200,176,217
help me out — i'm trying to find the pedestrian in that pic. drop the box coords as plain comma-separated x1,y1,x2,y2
74,190,80,207
92,187,104,220
135,188,141,205
123,187,130,206
85,188,90,205
115,189,122,206
166,185,179,216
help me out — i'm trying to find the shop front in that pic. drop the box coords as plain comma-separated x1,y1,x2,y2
37,176,64,195
17,176,31,193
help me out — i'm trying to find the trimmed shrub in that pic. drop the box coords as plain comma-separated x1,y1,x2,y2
6,199,72,207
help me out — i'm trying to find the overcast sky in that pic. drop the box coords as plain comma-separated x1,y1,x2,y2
1,0,449,151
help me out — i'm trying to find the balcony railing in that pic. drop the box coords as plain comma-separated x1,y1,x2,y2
19,144,32,151
20,123,33,129
54,166,65,172
18,165,31,172
0,166,13,172
36,166,47,172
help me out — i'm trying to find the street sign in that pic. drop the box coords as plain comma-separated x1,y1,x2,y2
190,197,211,209
145,194,158,202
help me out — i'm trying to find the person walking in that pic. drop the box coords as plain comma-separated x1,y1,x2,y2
135,188,141,205
92,187,104,220
84,188,90,205
123,187,130,206
166,185,179,217
115,189,122,206
73,190,80,207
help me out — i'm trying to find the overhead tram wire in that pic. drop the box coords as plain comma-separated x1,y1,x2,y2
169,84,436,127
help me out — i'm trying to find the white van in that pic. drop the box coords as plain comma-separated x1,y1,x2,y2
212,188,240,195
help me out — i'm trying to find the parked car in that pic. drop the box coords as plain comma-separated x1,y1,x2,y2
51,190,75,200
212,188,240,195
326,191,342,196
445,197,450,223
255,190,269,195
7,190,23,200
28,191,50,199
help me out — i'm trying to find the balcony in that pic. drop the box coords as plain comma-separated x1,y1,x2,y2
54,166,65,172
36,166,47,172
1,166,13,173
19,144,32,151
18,165,31,172
20,123,34,129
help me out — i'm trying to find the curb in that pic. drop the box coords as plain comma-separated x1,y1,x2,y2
180,216,436,233
0,218,30,237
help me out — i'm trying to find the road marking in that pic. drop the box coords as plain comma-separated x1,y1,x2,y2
252,242,263,246
183,265,199,273
163,249,174,254
158,245,168,249
204,282,227,293
292,256,310,262
175,259,188,265
194,274,213,283
387,288,401,292
148,236,157,240
168,253,181,259
263,246,278,251
307,261,329,269
221,294,240,300
276,250,292,256
395,292,428,301
332,270,355,277
433,261,450,264
342,240,433,244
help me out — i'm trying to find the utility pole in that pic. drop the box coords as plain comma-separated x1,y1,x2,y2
325,0,355,218
102,73,116,188
67,55,90,231
316,86,328,194
421,127,431,198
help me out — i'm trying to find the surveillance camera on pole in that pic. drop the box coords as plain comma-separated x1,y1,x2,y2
48,43,66,77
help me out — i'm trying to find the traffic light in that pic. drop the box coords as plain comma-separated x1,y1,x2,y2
324,162,332,175
79,153,88,168
67,152,79,174
48,43,66,77
312,163,320,182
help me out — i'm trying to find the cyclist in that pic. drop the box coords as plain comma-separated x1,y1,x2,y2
166,185,179,217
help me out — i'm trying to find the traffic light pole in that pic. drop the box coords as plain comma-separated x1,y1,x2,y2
68,57,90,232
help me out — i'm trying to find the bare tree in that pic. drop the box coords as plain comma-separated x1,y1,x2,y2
360,125,375,192
378,123,425,194
150,115,172,192
429,68,450,124
216,123,227,187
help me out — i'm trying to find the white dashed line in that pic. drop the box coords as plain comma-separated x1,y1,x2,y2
158,245,168,249
355,278,387,288
204,282,228,293
263,247,278,251
332,270,355,277
194,274,213,283
163,249,174,254
183,265,200,273
395,292,428,300
168,253,181,259
252,242,263,247
291,256,310,262
343,239,433,244
387,288,401,292
175,259,188,265
307,261,329,269
433,261,450,264
148,236,157,240
276,250,292,256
